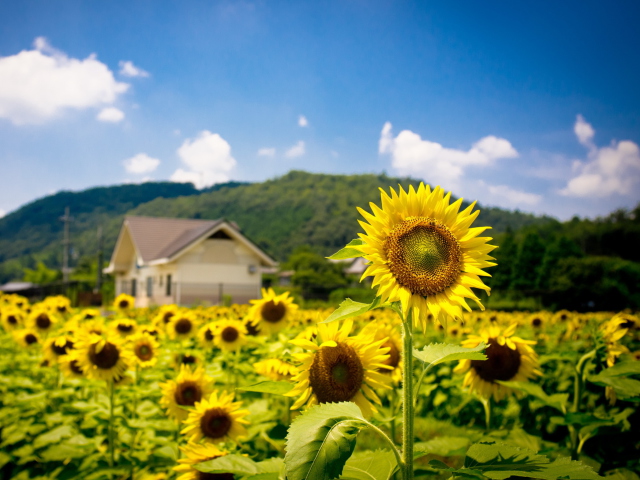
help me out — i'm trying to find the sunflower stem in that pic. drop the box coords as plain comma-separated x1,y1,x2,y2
570,349,596,459
108,378,115,470
481,397,491,431
401,309,414,480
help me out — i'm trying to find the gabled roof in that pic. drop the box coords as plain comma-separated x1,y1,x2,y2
105,216,277,273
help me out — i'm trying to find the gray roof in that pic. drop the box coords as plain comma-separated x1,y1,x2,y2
125,216,224,262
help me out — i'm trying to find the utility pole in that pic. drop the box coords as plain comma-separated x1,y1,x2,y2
96,225,103,293
59,207,74,283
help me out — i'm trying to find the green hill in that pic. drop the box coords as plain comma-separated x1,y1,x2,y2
0,171,556,283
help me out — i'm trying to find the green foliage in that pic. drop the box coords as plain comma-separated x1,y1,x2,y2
496,381,569,413
284,402,369,480
341,450,398,480
511,232,546,291
588,361,640,400
321,297,384,324
238,381,294,395
327,239,365,260
22,261,61,284
282,246,349,294
413,342,487,371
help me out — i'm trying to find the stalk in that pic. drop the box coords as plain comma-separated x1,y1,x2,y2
108,378,115,468
481,397,491,431
401,310,414,480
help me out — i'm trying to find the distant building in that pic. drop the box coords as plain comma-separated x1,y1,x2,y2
104,216,277,306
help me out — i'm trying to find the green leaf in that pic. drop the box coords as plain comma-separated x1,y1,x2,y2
414,436,470,458
257,457,285,473
0,452,11,469
39,444,87,462
588,361,640,399
33,425,73,449
497,381,569,413
237,381,293,395
413,343,487,371
285,402,369,480
321,297,383,324
341,449,398,480
327,239,365,260
196,454,260,475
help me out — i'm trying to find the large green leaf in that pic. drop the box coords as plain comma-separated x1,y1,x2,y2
414,436,470,458
497,381,569,413
340,449,398,480
431,441,602,480
413,343,487,371
327,239,365,260
237,381,293,395
322,297,383,324
33,425,73,449
588,361,640,399
285,402,369,480
196,454,260,475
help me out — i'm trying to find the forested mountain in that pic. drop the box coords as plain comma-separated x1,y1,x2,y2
0,171,554,283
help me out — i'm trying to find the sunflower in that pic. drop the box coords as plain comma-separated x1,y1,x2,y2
286,319,392,417
13,329,40,348
198,323,217,348
110,318,138,337
72,333,132,382
1,306,24,331
354,184,496,329
160,365,214,423
254,358,298,381
45,295,72,315
129,332,160,368
173,352,200,368
600,314,630,368
167,312,199,340
43,336,74,364
27,308,58,334
247,288,298,335
59,355,85,379
181,390,250,444
454,324,541,401
173,443,232,480
153,304,179,329
114,293,135,311
528,312,548,329
213,319,247,352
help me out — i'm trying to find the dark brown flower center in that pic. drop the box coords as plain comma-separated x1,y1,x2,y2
221,326,239,343
25,333,38,345
135,343,153,361
199,472,235,480
200,408,232,439
70,359,83,375
379,340,400,371
175,318,193,335
181,354,197,364
89,342,120,369
163,312,174,323
245,321,260,336
261,300,286,323
36,313,51,329
52,340,73,356
57,305,68,313
84,313,95,319
174,381,202,406
531,318,542,327
470,338,521,383
384,217,462,297
117,323,133,333
204,328,214,342
118,299,130,308
309,342,364,403
7,315,17,325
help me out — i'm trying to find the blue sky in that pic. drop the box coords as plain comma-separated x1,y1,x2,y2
1,1,639,220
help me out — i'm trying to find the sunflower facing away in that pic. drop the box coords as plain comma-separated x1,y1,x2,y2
286,319,392,417
181,390,250,444
454,324,541,401
160,365,214,423
173,443,232,480
355,184,496,329
248,288,298,335
72,334,132,382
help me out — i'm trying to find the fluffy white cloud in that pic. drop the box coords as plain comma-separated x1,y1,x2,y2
0,37,129,125
298,115,308,127
482,182,542,206
285,140,305,158
123,153,161,174
379,122,518,188
561,116,640,197
170,131,237,189
118,60,149,78
0,209,5,219
97,106,125,123
257,147,275,157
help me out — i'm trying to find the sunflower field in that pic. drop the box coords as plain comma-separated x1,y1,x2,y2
0,183,639,480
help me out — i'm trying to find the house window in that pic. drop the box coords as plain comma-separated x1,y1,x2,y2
147,277,153,297
166,274,172,296
131,279,137,297
159,275,163,286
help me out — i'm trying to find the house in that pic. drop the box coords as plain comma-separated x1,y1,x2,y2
104,216,277,307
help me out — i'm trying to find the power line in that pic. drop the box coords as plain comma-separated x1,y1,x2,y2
59,207,74,283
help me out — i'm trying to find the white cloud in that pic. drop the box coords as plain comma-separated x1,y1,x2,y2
118,60,149,78
0,209,5,219
123,153,161,174
379,122,518,188
574,114,595,148
97,106,125,123
170,131,237,189
257,147,275,157
483,182,542,206
298,115,308,127
0,37,129,125
561,116,640,197
285,140,305,158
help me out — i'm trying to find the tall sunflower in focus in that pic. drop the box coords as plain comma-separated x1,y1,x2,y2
454,324,541,401
286,319,391,417
248,288,298,335
355,184,496,328
173,443,232,480
181,390,250,444
160,365,214,423
72,334,132,382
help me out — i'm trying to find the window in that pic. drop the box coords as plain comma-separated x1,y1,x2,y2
131,279,137,297
147,277,153,297
166,274,172,296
